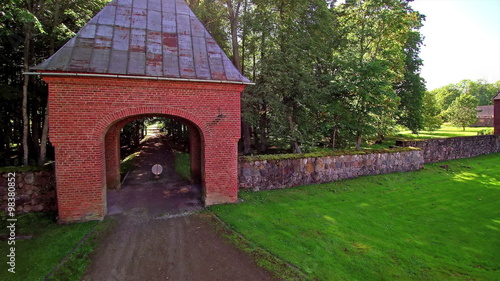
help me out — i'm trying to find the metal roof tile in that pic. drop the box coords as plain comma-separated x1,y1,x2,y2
32,0,251,84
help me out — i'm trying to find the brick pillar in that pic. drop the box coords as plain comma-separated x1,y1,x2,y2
105,124,122,190
104,117,138,190
188,125,202,184
204,137,239,205
54,141,106,222
494,93,500,135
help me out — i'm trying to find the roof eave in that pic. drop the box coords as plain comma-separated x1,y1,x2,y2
24,71,255,86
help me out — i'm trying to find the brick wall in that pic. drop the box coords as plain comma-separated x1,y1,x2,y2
495,98,500,135
396,135,500,163
44,75,245,222
239,150,424,191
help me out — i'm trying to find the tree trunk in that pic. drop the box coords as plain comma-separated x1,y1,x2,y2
241,120,251,154
226,0,241,71
332,127,337,151
31,101,40,159
355,132,362,150
39,109,49,165
38,0,57,165
258,110,268,153
22,26,31,166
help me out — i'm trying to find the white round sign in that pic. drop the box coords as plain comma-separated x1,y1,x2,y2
152,164,163,176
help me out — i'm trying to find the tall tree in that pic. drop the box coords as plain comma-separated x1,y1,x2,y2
394,30,426,133
421,91,443,131
332,0,423,149
0,0,110,166
446,93,479,131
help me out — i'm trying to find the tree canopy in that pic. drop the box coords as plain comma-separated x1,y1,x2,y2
2,0,436,165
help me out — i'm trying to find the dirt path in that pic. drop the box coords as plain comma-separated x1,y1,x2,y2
83,136,276,281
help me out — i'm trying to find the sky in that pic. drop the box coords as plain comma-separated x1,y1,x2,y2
409,0,500,91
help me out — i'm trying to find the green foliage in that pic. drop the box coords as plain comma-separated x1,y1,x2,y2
0,0,110,166
446,93,479,131
327,0,424,148
212,153,500,280
394,31,426,133
476,128,493,136
433,79,500,114
421,91,443,131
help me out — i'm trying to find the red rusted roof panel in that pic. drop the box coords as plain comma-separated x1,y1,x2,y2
32,0,250,84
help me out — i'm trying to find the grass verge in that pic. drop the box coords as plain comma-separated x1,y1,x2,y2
201,212,308,281
47,217,116,280
210,153,500,280
174,151,191,181
0,212,100,280
120,151,140,178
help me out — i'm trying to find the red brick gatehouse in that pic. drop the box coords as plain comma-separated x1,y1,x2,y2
30,0,251,222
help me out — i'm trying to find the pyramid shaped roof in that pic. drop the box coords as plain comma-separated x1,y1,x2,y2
32,0,250,84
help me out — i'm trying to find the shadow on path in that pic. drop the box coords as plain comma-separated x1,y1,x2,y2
83,135,276,281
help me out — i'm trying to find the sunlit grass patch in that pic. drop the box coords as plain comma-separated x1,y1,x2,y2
396,124,492,140
211,153,500,280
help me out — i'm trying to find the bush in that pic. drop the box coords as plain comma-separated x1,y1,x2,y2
477,128,494,135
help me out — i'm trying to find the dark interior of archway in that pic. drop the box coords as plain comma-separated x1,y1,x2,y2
108,117,203,217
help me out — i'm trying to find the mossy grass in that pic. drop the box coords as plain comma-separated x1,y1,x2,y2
120,151,140,177
241,147,419,162
0,163,53,173
0,212,101,281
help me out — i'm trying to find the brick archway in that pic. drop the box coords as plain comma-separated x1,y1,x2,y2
45,76,245,222
31,0,251,222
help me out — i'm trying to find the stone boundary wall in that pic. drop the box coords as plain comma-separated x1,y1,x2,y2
396,135,500,163
0,169,57,214
239,150,424,191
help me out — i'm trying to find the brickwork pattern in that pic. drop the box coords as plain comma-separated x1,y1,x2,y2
45,76,244,222
239,151,424,191
495,99,500,135
396,135,500,163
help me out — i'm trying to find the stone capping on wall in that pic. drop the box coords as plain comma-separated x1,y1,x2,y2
239,150,424,191
395,135,500,163
0,168,57,214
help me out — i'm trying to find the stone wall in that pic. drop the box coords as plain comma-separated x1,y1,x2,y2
239,150,424,191
396,135,500,163
0,169,57,214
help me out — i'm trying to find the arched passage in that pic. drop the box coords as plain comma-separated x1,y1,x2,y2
103,114,203,191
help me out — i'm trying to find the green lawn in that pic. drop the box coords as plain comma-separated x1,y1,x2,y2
120,151,140,178
396,124,493,140
0,213,99,280
174,151,191,181
211,153,500,280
